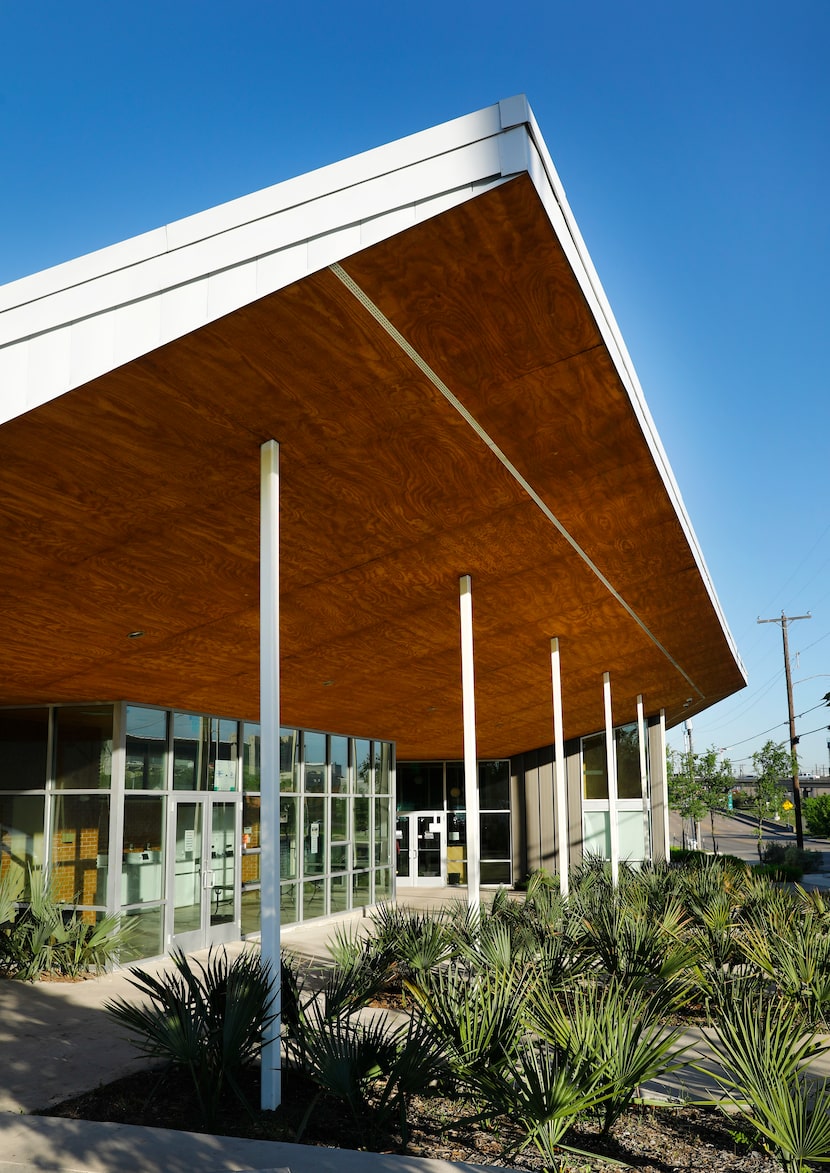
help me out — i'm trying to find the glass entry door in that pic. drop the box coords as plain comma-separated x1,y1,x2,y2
395,811,445,886
169,796,239,952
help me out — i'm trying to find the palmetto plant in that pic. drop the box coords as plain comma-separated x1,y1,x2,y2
528,978,690,1137
105,947,275,1127
705,991,830,1173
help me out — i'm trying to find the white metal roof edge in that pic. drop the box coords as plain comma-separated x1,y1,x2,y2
511,102,746,683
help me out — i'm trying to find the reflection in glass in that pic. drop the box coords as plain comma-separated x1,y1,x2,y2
243,795,260,850
353,869,371,907
616,723,644,800
210,801,235,927
375,742,392,795
331,736,348,793
0,708,48,791
51,793,110,906
354,739,371,795
0,794,44,897
281,881,299,925
121,905,164,962
125,707,167,790
375,867,392,901
304,796,326,875
353,797,370,868
479,760,509,809
303,732,326,793
173,802,202,935
330,873,349,913
122,797,164,904
280,728,300,792
582,733,609,800
241,886,261,936
280,796,298,879
375,798,391,866
446,762,464,810
55,706,113,790
303,876,325,919
243,723,260,791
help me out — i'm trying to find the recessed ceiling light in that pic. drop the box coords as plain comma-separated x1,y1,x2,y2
127,630,145,639
323,680,334,687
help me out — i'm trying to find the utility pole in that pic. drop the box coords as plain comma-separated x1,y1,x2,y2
757,611,811,848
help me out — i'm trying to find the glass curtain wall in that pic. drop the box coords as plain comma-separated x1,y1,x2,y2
0,703,394,961
398,759,512,885
239,725,395,933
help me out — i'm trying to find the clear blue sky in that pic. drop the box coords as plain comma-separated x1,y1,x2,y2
2,1,829,775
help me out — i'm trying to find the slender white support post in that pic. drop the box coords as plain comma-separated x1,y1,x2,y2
550,638,569,898
459,575,480,915
603,672,620,885
260,440,281,1110
659,709,670,859
636,695,651,860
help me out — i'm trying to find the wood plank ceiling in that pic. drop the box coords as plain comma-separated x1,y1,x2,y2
0,175,745,759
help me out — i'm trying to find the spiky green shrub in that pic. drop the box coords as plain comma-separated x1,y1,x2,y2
105,946,275,1127
705,991,830,1173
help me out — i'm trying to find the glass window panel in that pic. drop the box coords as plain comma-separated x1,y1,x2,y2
0,794,44,898
354,739,371,795
619,809,647,862
352,869,371,908
330,844,348,872
122,797,165,905
480,860,511,885
241,852,260,885
374,797,391,866
397,763,443,811
243,723,261,791
0,708,49,791
330,736,349,793
281,881,299,925
120,905,164,963
331,796,348,842
210,801,236,928
55,706,113,790
303,732,326,793
303,876,326,919
330,873,350,913
303,796,326,875
51,793,110,906
241,886,261,936
615,724,643,800
446,763,464,810
479,761,510,809
583,809,611,861
375,743,392,795
243,795,260,850
173,801,203,936
582,732,609,800
353,797,370,868
125,707,167,791
280,796,298,880
210,719,238,791
374,867,392,901
280,728,300,792
480,811,510,859
172,713,207,791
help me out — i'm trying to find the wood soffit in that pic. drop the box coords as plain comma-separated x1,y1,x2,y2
0,175,745,758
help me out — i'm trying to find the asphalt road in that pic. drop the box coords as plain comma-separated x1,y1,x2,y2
668,806,830,867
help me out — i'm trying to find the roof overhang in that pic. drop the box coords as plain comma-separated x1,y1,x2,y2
0,97,746,758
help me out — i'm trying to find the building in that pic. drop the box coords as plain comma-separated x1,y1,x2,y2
0,98,746,964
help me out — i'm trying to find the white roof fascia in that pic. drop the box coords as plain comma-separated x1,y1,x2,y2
502,101,745,680
0,101,529,425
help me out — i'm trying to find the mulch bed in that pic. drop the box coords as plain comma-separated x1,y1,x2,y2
40,1063,782,1172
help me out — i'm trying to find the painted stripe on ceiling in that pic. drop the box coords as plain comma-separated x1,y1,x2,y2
330,260,704,700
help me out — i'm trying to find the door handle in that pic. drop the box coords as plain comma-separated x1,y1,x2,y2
203,869,214,890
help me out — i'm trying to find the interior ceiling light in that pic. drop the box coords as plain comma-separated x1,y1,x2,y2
127,630,145,639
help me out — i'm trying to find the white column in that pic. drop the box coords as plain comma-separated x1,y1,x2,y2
260,440,281,1111
603,672,620,885
636,695,651,860
550,638,569,898
459,575,480,914
659,709,670,859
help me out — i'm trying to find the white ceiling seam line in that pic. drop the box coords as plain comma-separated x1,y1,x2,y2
329,261,705,701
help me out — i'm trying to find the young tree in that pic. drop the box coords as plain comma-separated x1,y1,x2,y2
749,740,794,860
697,748,735,853
667,748,707,849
